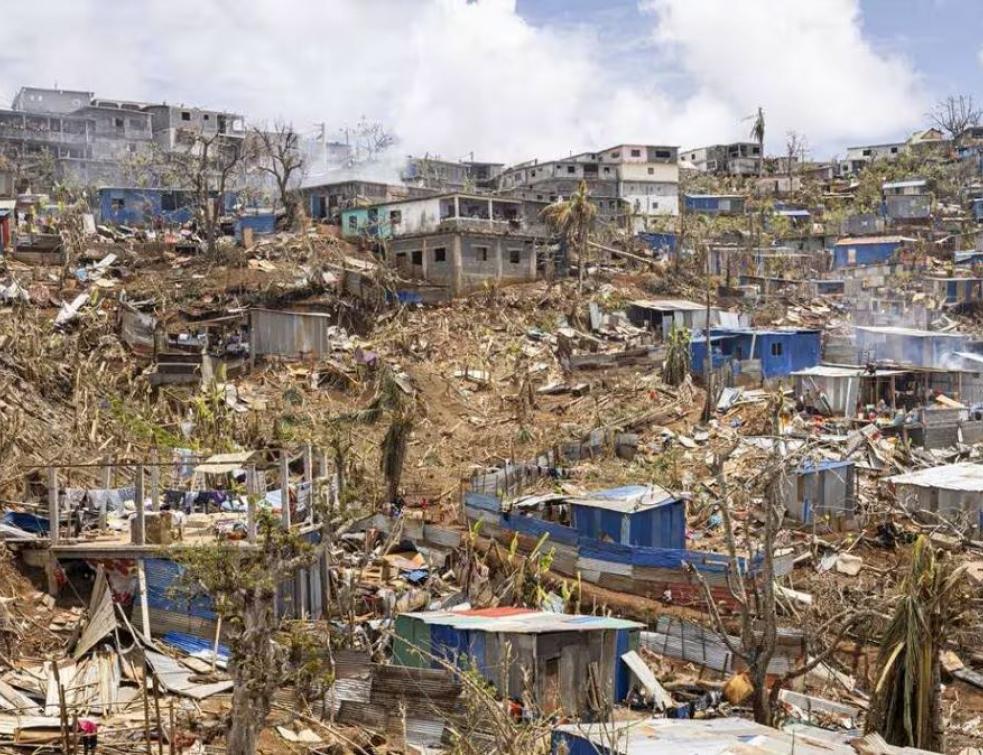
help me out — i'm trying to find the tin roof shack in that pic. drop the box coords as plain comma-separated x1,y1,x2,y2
792,365,908,416
392,607,643,715
683,193,746,216
233,211,277,244
888,462,983,533
626,299,732,338
832,235,911,269
98,187,234,227
854,326,969,367
925,276,983,306
248,309,344,363
690,328,821,383
465,482,794,607
882,179,932,222
780,460,857,528
551,717,900,755
840,213,886,237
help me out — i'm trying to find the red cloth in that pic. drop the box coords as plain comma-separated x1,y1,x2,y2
78,720,97,735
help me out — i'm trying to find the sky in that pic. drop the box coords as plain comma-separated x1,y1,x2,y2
0,0,980,165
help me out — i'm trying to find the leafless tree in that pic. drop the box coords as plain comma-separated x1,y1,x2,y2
688,397,878,725
929,95,982,140
784,131,807,181
158,131,246,255
248,122,305,228
341,116,399,168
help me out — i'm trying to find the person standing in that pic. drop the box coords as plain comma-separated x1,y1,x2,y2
78,718,98,754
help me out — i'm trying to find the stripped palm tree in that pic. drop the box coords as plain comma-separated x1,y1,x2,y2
866,536,967,751
541,180,598,290
750,106,765,176
662,324,690,387
380,409,414,503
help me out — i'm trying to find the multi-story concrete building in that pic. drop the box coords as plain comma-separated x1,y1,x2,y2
401,156,504,192
496,144,679,226
680,142,761,176
0,86,244,190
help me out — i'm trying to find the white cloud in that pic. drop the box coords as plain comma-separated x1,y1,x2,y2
642,0,927,151
0,0,927,164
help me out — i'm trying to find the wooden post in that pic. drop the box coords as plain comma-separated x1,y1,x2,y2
134,466,146,546
150,448,160,512
100,457,112,530
168,699,176,755
280,451,291,529
246,465,257,544
143,659,153,755
48,466,60,544
153,675,163,755
138,560,152,642
303,443,314,524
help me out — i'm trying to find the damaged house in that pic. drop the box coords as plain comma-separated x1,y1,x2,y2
341,193,547,296
393,607,643,715
690,327,821,382
464,483,794,608
887,462,983,532
832,235,912,269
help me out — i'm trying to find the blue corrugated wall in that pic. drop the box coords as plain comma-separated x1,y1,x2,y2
832,241,900,268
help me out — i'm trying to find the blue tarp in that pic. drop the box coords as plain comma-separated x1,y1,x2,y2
161,631,230,662
2,511,49,534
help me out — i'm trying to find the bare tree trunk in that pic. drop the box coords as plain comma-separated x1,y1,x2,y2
227,592,276,755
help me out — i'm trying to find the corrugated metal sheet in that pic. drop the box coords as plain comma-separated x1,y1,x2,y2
250,308,336,358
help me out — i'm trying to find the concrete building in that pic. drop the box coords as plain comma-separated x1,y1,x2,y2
680,142,761,176
339,192,542,240
497,144,679,225
387,228,541,295
302,180,435,221
841,142,905,175
401,156,504,192
0,86,244,189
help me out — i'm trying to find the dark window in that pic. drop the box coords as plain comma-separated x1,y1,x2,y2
862,149,871,156
611,151,620,158
161,191,177,211
603,167,611,174
111,198,125,211
181,111,191,121
203,114,210,121
347,215,357,229
389,209,402,225
114,117,124,128
433,247,446,263
411,250,422,265
475,245,489,262
770,342,783,356
566,166,575,174
656,150,671,159
648,167,654,175
890,146,898,154
630,149,641,157
509,249,521,264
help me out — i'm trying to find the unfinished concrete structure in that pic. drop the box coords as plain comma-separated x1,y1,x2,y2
387,228,540,295
680,142,761,176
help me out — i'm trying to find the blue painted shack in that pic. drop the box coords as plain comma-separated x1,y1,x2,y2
854,325,969,367
234,212,278,243
972,198,983,222
832,235,909,269
683,193,746,216
637,231,676,254
464,483,795,608
690,328,822,380
98,187,237,227
566,485,686,550
393,607,642,714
